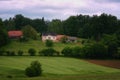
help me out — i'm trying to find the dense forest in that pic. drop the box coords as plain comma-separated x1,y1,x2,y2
0,13,120,47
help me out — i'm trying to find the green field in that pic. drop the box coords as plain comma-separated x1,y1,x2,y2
0,56,120,80
1,40,120,80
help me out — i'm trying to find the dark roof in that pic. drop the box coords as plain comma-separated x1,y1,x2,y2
68,36,77,40
42,32,57,36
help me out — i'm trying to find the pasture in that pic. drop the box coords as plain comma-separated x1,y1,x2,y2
0,57,120,80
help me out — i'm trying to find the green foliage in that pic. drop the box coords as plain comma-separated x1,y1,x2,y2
11,51,16,56
28,48,36,56
19,36,29,42
72,46,81,57
0,49,5,56
22,25,38,40
18,50,24,56
108,42,118,58
82,43,108,59
14,14,27,30
115,30,120,46
25,61,42,77
31,18,47,33
0,26,9,47
3,18,15,31
101,34,118,45
61,46,82,57
5,51,16,56
61,47,73,56
39,48,59,56
60,36,68,43
48,19,63,34
45,40,53,47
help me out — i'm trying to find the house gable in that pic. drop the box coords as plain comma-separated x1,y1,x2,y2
42,33,57,42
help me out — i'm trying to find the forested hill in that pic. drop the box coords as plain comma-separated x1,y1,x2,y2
1,13,120,40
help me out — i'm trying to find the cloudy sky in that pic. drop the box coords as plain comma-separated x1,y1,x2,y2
0,0,120,20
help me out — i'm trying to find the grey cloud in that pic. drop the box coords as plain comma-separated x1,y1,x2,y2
0,0,120,20
95,0,120,3
0,0,12,1
105,0,120,2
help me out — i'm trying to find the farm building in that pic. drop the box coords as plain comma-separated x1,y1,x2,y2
42,33,66,42
42,33,77,42
8,30,23,38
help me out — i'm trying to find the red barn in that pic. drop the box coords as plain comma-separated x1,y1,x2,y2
8,31,23,38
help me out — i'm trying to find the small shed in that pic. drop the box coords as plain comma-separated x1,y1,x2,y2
67,36,78,42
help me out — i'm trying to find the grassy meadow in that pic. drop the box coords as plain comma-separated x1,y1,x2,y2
0,56,120,80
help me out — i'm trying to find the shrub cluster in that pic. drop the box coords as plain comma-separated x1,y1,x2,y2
0,42,119,59
82,43,108,59
0,49,5,56
25,61,42,77
45,40,53,47
107,42,119,58
61,43,119,59
18,50,24,56
0,50,24,56
6,51,16,56
39,48,59,56
28,48,36,56
61,46,81,57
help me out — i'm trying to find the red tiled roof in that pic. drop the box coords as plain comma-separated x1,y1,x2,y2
56,35,65,41
8,31,23,37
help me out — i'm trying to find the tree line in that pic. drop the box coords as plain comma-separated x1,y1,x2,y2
3,13,120,38
0,13,120,47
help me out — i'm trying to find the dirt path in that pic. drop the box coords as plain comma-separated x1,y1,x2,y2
86,60,120,69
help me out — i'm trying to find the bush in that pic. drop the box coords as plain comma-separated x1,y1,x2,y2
82,43,108,59
72,46,81,57
6,51,10,56
107,42,118,58
11,51,16,56
28,48,36,56
61,46,81,57
60,36,68,43
61,47,73,56
19,36,29,42
25,61,42,77
81,40,85,44
39,48,58,56
0,49,5,56
18,50,24,56
45,40,53,47
6,75,13,78
6,51,16,56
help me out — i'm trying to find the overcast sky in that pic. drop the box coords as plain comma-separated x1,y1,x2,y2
0,0,120,20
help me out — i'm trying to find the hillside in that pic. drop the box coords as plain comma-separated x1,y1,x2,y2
1,40,82,55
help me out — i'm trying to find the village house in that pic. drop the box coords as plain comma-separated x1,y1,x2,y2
42,33,57,42
42,33,77,42
42,33,66,42
8,30,23,39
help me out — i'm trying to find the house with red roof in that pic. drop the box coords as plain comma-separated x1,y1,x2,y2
8,31,23,38
42,33,67,42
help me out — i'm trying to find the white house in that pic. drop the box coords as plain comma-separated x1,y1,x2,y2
42,33,78,42
42,33,57,42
